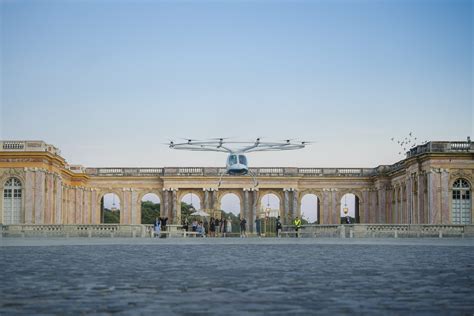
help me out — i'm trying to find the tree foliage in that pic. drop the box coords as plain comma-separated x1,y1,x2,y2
103,208,120,223
141,201,160,224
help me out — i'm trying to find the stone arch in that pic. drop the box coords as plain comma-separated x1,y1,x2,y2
218,192,243,217
257,190,284,215
97,190,123,224
179,190,204,224
139,191,162,224
217,190,244,214
336,190,363,223
300,191,321,224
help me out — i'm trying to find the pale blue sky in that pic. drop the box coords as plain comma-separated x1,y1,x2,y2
1,0,472,168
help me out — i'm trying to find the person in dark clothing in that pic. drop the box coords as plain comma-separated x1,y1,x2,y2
276,216,282,238
255,217,261,237
160,217,168,238
240,218,247,238
209,217,216,237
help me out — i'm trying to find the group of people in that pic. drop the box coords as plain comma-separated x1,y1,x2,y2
153,215,303,238
207,217,233,237
180,217,234,237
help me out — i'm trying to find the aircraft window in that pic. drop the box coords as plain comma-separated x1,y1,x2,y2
238,155,247,165
229,155,238,165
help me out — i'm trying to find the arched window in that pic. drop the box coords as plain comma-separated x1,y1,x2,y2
3,178,22,224
452,179,471,224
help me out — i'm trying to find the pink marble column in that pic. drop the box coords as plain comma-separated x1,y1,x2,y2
131,190,139,224
441,170,450,224
362,190,370,223
122,189,131,224
417,173,424,224
34,170,45,224
54,177,62,224
322,190,330,224
68,188,75,224
331,190,338,224
24,169,35,224
427,170,441,224
91,190,98,224
378,188,386,224
83,190,90,224
75,188,83,224
44,173,54,224
407,176,413,224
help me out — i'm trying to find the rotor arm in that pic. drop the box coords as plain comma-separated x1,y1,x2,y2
171,145,230,153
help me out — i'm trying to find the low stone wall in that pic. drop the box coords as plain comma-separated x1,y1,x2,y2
283,224,474,238
1,224,473,238
1,224,153,238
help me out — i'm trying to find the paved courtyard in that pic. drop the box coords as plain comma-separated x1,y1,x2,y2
1,238,473,315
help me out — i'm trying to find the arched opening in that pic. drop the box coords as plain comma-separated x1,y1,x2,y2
141,193,161,224
3,178,22,224
259,193,280,236
181,193,201,223
340,193,360,224
220,193,241,234
452,179,471,224
301,194,320,224
100,193,120,224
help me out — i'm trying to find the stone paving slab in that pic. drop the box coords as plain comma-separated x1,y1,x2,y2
1,237,474,247
1,238,473,315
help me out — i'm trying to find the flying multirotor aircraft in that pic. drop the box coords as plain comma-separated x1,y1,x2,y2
167,138,310,187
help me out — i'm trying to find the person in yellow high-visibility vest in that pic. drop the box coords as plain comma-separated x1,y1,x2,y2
293,216,302,238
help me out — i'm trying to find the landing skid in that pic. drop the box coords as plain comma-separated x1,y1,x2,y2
218,170,259,188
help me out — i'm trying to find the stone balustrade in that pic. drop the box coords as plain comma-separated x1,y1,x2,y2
1,224,150,238
0,140,60,155
2,224,472,238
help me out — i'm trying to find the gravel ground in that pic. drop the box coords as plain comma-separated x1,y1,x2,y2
1,238,473,315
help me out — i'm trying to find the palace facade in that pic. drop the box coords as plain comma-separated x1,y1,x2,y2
0,140,472,230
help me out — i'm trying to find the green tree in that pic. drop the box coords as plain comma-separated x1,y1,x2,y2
141,201,160,224
103,208,120,223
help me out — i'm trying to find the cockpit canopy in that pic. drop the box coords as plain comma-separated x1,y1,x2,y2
227,154,248,166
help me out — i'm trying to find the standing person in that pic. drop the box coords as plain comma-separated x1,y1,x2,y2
276,216,282,238
160,217,168,238
209,217,216,237
215,218,220,236
220,217,225,237
182,218,189,231
222,218,227,237
293,216,302,238
192,220,197,232
255,216,261,237
154,217,161,238
226,218,232,235
240,218,247,238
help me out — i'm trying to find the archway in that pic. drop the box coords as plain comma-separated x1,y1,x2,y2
100,193,121,224
301,194,319,224
220,193,241,234
141,193,161,224
452,179,471,224
340,193,360,224
259,193,280,236
3,177,22,224
181,193,201,223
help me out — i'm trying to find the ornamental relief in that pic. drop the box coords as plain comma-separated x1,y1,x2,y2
449,169,473,187
0,168,25,186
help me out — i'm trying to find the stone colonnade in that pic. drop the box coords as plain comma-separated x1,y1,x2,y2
0,167,471,226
